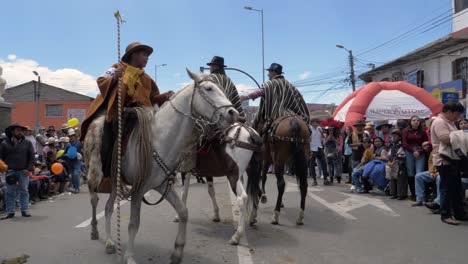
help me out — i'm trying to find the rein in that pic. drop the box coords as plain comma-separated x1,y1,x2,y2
142,78,234,206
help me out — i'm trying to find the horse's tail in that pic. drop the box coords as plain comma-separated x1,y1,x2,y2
289,118,308,193
84,114,106,193
246,151,262,217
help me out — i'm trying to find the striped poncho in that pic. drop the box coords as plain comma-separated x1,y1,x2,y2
209,73,245,117
254,75,310,126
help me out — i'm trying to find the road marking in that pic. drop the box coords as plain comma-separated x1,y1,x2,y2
75,199,128,228
286,181,398,220
228,181,254,264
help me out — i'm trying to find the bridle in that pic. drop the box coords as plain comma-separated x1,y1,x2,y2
144,77,235,206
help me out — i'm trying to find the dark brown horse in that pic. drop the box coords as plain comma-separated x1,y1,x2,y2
250,115,310,225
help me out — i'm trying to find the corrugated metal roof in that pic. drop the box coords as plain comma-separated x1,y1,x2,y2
358,34,468,82
4,81,94,102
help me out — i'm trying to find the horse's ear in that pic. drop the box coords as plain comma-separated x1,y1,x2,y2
186,68,202,83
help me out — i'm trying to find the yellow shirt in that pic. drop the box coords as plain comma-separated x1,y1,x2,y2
360,147,374,166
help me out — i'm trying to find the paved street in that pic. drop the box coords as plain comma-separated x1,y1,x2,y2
1,174,467,264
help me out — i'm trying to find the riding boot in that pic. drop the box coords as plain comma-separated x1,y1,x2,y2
101,121,116,178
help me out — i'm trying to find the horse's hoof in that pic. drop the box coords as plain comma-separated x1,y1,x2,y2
229,238,239,245
105,244,116,254
125,256,137,264
261,195,267,204
280,203,284,208
170,253,183,264
249,219,257,226
212,217,221,222
296,220,304,225
173,216,180,223
90,232,99,240
271,220,279,225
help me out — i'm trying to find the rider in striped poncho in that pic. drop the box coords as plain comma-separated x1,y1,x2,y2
206,56,245,118
241,63,310,134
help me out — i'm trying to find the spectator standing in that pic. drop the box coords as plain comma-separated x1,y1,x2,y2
0,123,35,219
324,126,340,183
387,129,407,199
35,126,46,161
342,126,353,184
309,118,329,186
402,116,429,200
348,120,366,170
24,126,37,154
376,122,392,147
65,128,82,193
431,102,467,225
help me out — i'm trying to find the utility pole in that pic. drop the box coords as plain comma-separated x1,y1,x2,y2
32,71,41,133
349,50,356,92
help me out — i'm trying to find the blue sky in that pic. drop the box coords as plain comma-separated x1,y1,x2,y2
0,0,453,105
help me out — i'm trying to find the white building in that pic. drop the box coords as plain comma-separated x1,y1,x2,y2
359,0,468,104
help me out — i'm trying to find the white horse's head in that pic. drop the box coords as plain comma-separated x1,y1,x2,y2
186,69,239,127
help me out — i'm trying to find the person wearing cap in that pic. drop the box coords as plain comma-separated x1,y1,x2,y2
42,137,57,163
240,63,310,132
206,56,245,118
348,120,366,171
80,42,174,178
64,128,83,193
0,123,35,219
363,123,376,141
24,126,37,154
35,126,47,161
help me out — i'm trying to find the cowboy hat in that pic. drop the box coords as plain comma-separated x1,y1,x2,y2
6,123,27,132
24,126,33,131
59,137,70,143
68,128,76,136
121,42,153,63
46,137,56,145
364,124,375,131
353,120,365,127
376,122,392,130
206,56,227,67
265,63,284,74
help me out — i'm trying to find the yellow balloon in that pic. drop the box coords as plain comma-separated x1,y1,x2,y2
56,149,65,158
68,118,79,127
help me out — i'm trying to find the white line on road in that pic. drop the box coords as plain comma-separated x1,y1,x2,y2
75,199,128,228
228,181,254,264
306,191,357,220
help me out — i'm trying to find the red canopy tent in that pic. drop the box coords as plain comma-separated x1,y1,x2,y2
332,82,443,127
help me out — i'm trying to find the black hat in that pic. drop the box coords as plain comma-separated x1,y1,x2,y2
121,42,154,63
376,123,393,130
5,123,27,132
207,56,227,67
265,63,284,74
354,120,366,127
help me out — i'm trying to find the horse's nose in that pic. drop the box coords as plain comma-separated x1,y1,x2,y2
228,109,236,116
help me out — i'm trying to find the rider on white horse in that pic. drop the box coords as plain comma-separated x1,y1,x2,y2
80,42,174,179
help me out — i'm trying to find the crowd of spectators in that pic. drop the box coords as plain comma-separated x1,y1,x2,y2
309,101,468,225
0,123,84,219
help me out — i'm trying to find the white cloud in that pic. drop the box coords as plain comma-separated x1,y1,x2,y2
0,56,98,96
177,81,192,89
298,71,311,80
236,83,255,94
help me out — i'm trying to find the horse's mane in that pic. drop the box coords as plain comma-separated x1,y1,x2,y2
126,107,154,192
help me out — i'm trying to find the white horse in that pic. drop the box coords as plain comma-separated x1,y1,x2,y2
84,69,239,264
176,123,262,245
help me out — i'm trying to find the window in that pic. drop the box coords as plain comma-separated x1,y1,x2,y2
46,104,63,117
453,57,468,80
391,71,403,81
454,0,468,13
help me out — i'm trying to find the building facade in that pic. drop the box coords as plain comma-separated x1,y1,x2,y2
359,0,468,106
4,81,93,130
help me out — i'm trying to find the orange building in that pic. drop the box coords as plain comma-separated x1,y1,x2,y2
4,81,94,130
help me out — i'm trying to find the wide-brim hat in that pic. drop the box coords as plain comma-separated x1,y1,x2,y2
67,128,76,136
265,63,284,74
364,124,374,131
46,137,56,145
6,123,27,132
376,123,392,130
59,137,70,143
206,56,227,67
121,42,153,63
353,120,365,127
